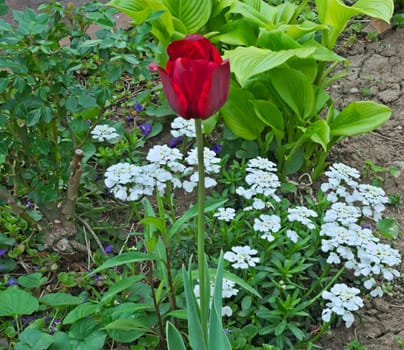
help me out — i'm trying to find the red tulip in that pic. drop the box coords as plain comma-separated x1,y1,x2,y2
149,34,230,120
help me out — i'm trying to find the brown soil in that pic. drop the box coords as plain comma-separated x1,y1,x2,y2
318,27,404,350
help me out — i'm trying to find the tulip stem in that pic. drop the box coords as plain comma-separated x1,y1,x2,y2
195,118,208,345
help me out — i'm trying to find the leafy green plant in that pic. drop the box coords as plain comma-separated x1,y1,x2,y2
108,0,393,179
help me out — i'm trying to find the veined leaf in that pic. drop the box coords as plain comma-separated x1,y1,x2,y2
315,0,394,48
107,0,174,45
164,0,212,34
269,67,315,121
224,46,315,87
221,80,265,140
251,99,284,142
329,101,391,136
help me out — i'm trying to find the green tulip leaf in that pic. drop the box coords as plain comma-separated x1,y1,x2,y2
208,253,232,350
0,287,39,317
224,46,315,87
166,322,187,350
221,81,265,141
329,101,391,136
269,67,315,121
182,266,206,350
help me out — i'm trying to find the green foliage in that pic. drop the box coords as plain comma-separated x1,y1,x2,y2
113,0,394,179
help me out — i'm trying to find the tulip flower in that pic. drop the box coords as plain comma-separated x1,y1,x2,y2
149,34,230,119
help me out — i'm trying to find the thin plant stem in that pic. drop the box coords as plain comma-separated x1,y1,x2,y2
147,261,167,350
195,118,208,344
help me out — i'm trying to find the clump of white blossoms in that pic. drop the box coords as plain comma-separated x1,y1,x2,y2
182,147,221,192
287,206,318,229
170,117,196,138
253,214,281,242
214,207,236,222
224,246,260,269
193,278,239,317
104,144,221,200
319,163,401,300
104,145,184,201
236,157,281,210
322,283,364,328
91,124,120,143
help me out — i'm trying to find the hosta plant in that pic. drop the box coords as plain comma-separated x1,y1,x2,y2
107,0,394,179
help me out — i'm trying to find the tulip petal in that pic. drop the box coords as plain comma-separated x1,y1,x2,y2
172,58,219,119
198,60,231,119
158,67,189,117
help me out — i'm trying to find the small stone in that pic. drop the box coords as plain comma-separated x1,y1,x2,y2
350,87,359,93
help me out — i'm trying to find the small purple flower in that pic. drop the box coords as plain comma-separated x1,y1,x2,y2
87,120,92,125
6,278,18,286
134,102,143,113
0,249,6,257
169,136,183,148
210,144,223,155
104,245,113,254
139,123,152,137
126,115,134,123
91,274,103,283
26,201,34,209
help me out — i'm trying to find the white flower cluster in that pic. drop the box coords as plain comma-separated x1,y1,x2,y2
224,246,260,269
170,117,196,138
320,163,400,299
91,124,120,143
193,278,239,317
104,145,221,201
321,163,388,221
322,283,364,327
182,148,221,193
214,207,236,222
236,157,281,210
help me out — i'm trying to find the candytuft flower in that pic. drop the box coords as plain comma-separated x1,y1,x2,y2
149,34,230,119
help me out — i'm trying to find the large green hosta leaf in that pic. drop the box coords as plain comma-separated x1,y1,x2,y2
164,0,212,34
269,67,316,121
221,81,265,140
107,0,174,45
107,0,212,45
224,46,315,87
329,101,391,136
316,0,394,48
